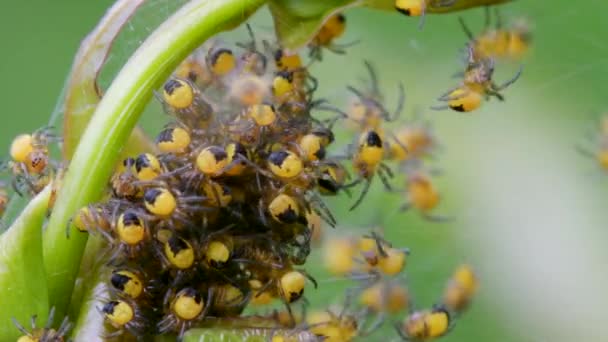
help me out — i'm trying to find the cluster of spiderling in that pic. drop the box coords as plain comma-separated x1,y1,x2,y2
334,60,445,221
309,230,478,341
577,116,608,172
61,19,359,340
432,8,527,113
0,127,60,198
11,307,72,342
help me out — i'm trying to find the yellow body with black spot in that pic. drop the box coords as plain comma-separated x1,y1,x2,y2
172,288,204,320
134,153,162,181
275,50,302,72
162,79,194,110
272,71,295,100
208,48,236,76
355,131,384,169
299,134,326,161
447,87,483,112
103,300,134,327
248,104,276,127
111,270,143,299
196,146,229,176
164,236,195,269
116,211,146,245
401,309,450,340
157,127,191,154
279,271,305,303
395,0,425,16
144,188,177,217
268,193,300,224
205,240,232,267
314,13,346,46
268,150,304,179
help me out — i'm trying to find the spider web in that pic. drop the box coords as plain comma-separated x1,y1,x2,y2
47,0,188,128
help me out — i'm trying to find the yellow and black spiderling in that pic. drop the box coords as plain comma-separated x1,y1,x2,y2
101,299,146,337
459,8,531,61
110,157,140,200
157,287,205,337
163,234,195,270
196,146,229,177
309,12,351,61
207,47,237,76
395,306,452,341
268,193,301,224
346,129,394,210
114,211,146,248
110,269,145,300
135,153,162,182
156,126,192,154
163,78,195,110
279,270,307,303
267,150,305,180
159,78,214,128
273,49,303,72
395,0,457,17
3,127,59,196
204,240,232,268
12,307,71,342
433,44,522,112
144,188,177,218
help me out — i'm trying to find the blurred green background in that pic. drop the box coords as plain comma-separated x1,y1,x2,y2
2,1,608,341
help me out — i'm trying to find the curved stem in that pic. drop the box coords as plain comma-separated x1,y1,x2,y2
43,0,266,318
0,185,51,340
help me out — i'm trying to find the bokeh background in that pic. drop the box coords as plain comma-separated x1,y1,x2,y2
2,1,608,341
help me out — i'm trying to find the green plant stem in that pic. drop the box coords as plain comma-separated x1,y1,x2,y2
43,0,266,318
0,185,51,340
61,0,145,159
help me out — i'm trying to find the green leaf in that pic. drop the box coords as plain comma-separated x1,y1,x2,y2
61,0,148,159
43,0,266,320
0,185,51,340
68,243,110,342
366,0,514,12
67,235,106,339
269,0,358,51
269,0,515,50
183,328,315,342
